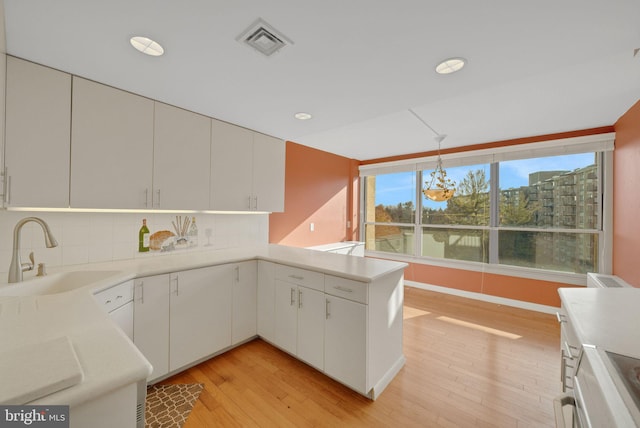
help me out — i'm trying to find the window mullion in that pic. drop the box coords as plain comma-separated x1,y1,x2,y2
489,162,499,264
415,170,423,257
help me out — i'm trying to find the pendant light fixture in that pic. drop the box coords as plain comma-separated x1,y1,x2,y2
408,109,456,202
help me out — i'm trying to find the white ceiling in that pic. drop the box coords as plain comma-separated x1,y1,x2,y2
4,0,640,161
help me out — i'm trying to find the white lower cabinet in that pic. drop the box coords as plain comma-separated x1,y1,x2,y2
169,265,232,372
274,281,325,370
324,295,367,393
257,261,276,343
296,286,325,370
133,265,233,382
132,258,405,398
133,274,170,382
273,265,326,370
232,261,258,344
274,280,299,355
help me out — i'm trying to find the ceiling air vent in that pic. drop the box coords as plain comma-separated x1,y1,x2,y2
237,18,293,57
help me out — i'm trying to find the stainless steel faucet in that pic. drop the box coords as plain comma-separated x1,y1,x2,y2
8,217,58,283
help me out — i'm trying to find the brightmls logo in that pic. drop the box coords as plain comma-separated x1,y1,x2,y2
0,406,69,427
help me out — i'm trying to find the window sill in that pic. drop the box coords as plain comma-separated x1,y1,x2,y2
365,250,587,286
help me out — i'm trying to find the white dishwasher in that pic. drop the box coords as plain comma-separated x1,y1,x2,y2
94,280,134,340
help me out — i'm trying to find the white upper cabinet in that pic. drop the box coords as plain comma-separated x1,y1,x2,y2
4,58,285,211
210,119,254,211
252,132,285,212
5,57,71,208
153,103,211,210
211,120,285,212
71,77,154,209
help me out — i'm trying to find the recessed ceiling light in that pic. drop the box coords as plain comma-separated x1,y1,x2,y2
294,112,312,120
435,57,466,75
130,36,164,56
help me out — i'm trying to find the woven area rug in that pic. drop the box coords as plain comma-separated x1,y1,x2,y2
145,383,204,428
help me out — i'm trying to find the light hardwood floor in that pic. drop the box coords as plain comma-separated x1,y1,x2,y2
162,286,561,427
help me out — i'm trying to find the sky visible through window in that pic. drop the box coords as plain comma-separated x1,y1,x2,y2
374,153,595,207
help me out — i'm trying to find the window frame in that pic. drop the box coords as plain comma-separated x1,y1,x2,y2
359,133,614,285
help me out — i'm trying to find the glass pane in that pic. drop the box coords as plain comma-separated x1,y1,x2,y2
365,224,414,255
364,173,415,224
422,164,490,226
498,231,598,273
499,153,599,229
421,227,489,263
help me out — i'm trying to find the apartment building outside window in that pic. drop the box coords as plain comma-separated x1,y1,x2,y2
360,134,614,279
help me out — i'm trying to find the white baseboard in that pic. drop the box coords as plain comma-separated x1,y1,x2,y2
370,355,406,401
405,280,559,314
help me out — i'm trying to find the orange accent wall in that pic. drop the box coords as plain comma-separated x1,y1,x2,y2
613,100,640,287
269,141,359,246
403,262,566,307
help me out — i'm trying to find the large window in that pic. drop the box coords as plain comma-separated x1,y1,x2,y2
361,136,612,276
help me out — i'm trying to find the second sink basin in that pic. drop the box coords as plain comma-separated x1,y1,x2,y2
0,270,123,296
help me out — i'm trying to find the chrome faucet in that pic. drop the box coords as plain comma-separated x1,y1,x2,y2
8,217,58,283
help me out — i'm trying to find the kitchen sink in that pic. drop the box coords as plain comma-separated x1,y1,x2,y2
0,270,123,296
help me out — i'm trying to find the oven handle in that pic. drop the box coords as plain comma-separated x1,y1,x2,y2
553,394,577,428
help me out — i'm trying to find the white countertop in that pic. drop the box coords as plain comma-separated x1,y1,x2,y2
558,287,640,358
0,290,151,406
0,244,407,406
17,244,406,293
306,241,363,251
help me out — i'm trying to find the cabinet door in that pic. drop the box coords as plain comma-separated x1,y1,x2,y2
169,265,232,371
232,261,257,344
257,261,276,342
110,301,134,340
133,275,170,382
296,286,325,370
5,57,71,207
274,279,298,355
252,132,285,212
153,102,211,210
325,295,367,393
70,77,154,208
210,119,253,210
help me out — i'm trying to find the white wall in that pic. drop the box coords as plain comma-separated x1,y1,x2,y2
0,211,269,275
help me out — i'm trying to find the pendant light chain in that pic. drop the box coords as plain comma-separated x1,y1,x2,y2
408,109,456,202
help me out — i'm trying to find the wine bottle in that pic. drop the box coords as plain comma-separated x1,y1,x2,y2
188,216,198,247
139,219,150,252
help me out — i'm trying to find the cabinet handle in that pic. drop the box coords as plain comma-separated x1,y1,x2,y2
325,298,330,319
556,312,566,323
253,196,258,210
156,189,161,207
144,188,149,208
560,350,567,390
298,289,303,308
247,196,252,209
2,167,10,205
564,342,579,359
290,288,295,306
137,281,144,304
173,275,179,296
334,285,353,293
289,275,304,281
105,299,112,304
235,266,240,282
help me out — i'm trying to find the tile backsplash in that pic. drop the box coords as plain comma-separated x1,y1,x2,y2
0,211,269,275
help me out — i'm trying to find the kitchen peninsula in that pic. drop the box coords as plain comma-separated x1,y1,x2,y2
0,244,407,428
